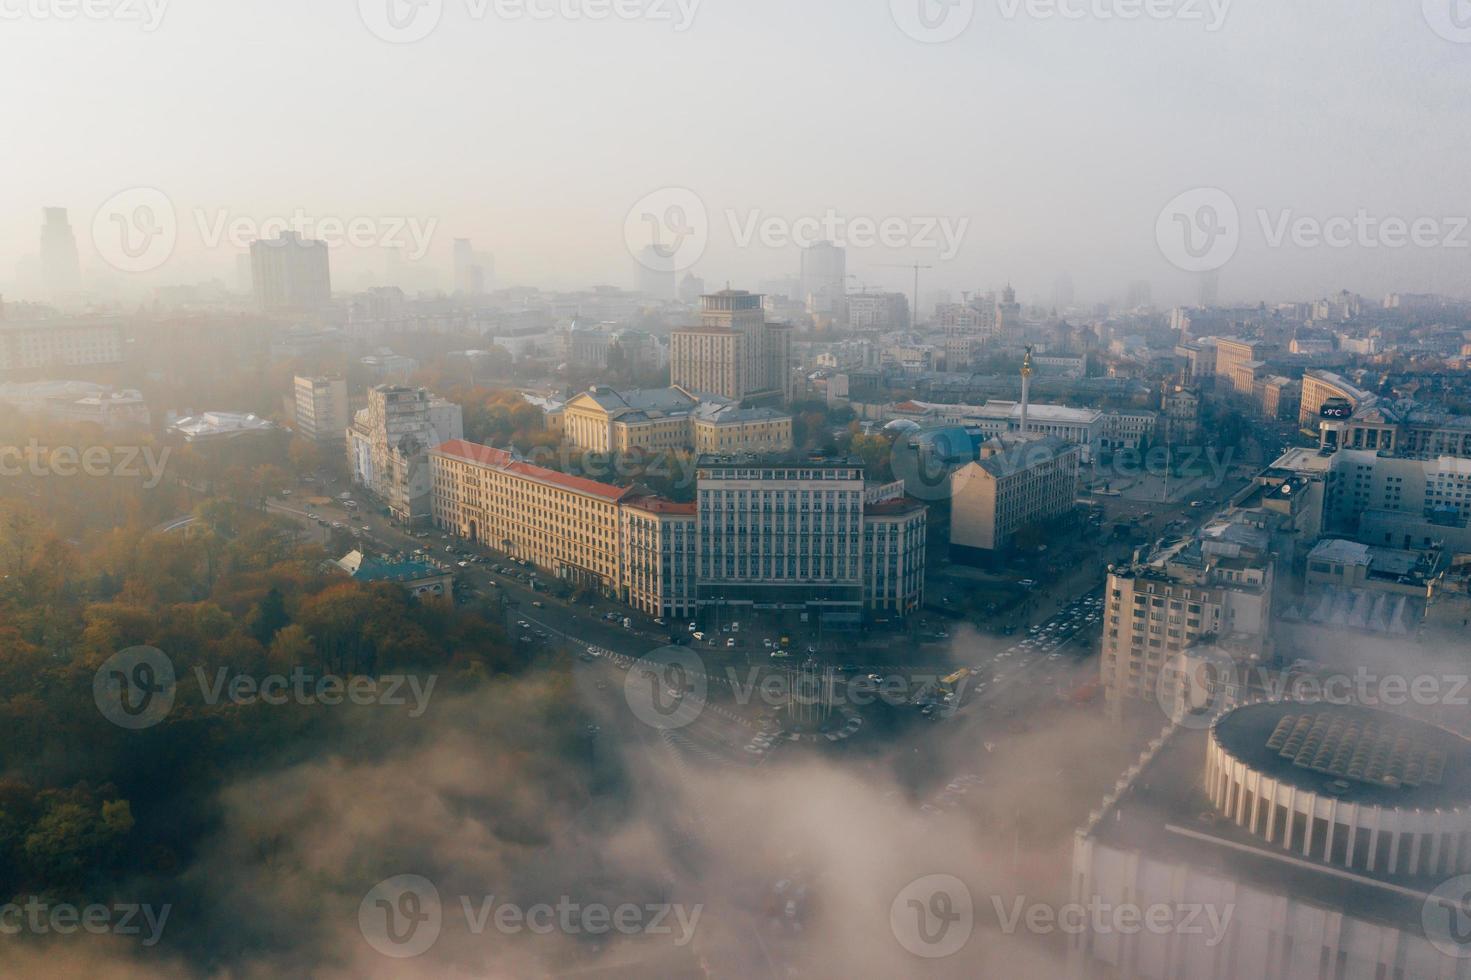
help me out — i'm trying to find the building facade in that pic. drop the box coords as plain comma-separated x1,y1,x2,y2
429,447,927,621
670,290,792,403
0,319,124,372
250,231,331,311
292,375,349,444
1100,537,1273,708
949,435,1082,556
347,385,464,523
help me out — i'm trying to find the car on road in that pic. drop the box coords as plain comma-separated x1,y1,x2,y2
687,622,697,632
692,631,705,641
457,561,469,568
726,637,736,648
532,600,543,608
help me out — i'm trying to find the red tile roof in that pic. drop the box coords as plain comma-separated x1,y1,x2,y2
624,495,697,516
432,440,628,502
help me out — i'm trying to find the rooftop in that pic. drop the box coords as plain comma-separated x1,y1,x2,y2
1214,701,1471,809
432,439,629,501
1083,714,1467,935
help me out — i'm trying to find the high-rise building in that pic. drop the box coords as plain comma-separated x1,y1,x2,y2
39,208,81,300
670,290,791,403
452,238,491,295
994,284,1023,345
636,246,676,300
347,385,463,523
1052,271,1075,310
799,241,847,322
292,375,349,445
1100,534,1273,710
250,231,331,311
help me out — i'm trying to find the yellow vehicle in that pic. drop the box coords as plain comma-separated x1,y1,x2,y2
940,668,970,695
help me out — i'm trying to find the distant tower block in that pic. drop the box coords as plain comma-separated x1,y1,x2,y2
1019,345,1034,435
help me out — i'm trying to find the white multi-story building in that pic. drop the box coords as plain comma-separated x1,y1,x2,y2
1100,534,1273,709
347,385,463,523
292,376,349,445
0,319,124,372
1071,700,1471,980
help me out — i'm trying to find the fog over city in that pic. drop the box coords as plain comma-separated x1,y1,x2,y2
5,2,1471,305
3,3,1471,979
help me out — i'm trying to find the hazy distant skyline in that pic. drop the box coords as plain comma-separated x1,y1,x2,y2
5,0,1471,307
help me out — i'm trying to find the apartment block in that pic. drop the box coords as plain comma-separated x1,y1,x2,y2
292,375,349,444
1100,537,1273,708
347,385,464,523
949,435,1081,557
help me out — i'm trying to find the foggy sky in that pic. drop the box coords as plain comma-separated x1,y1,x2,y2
4,0,1470,306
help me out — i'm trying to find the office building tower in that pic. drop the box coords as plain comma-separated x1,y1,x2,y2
799,241,847,322
250,231,331,311
39,208,81,299
670,290,791,403
292,376,350,444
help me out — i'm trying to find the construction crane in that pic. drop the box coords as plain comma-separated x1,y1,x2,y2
877,262,933,331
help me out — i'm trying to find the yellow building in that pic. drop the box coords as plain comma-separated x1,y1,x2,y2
559,385,791,456
620,495,698,618
430,440,628,593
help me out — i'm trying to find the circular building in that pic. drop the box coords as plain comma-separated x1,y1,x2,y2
1207,701,1471,877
